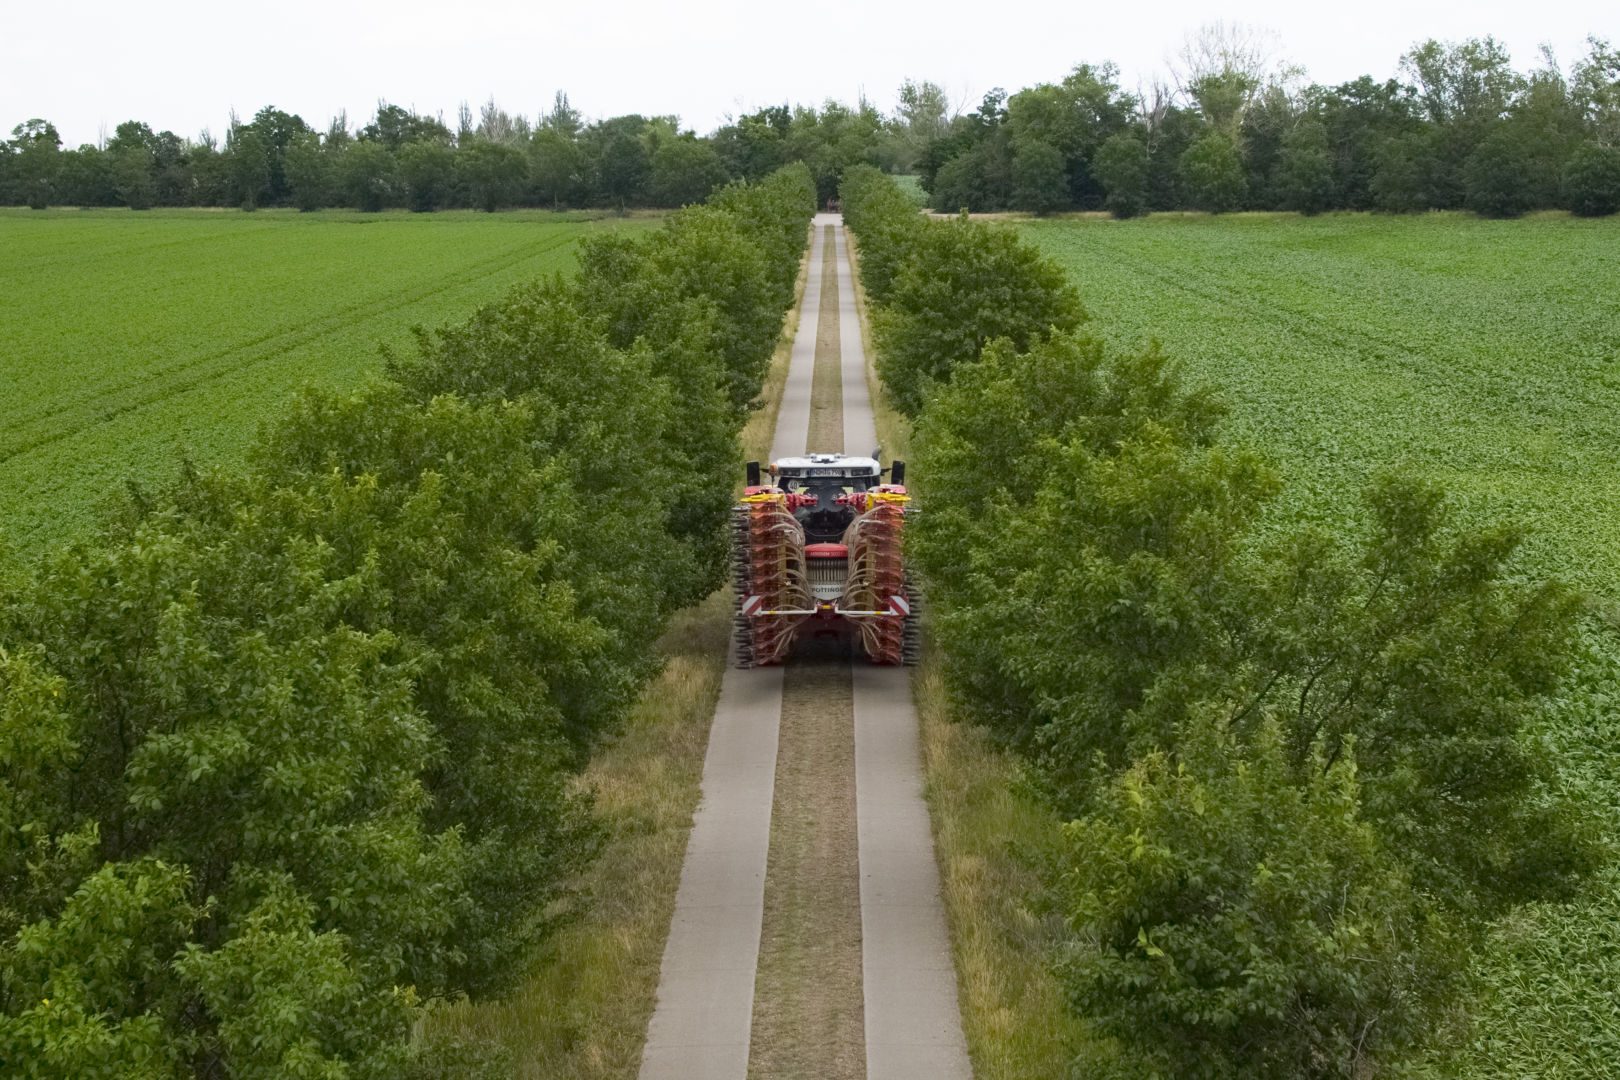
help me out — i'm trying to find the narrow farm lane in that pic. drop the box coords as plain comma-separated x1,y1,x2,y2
637,221,827,1080
639,214,969,1080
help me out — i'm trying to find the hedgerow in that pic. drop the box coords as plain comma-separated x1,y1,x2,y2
0,165,813,1076
842,169,1601,1076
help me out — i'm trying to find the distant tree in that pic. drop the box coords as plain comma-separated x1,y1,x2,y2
1465,124,1534,217
9,119,61,209
224,123,270,210
150,130,191,206
1180,131,1248,211
457,139,527,212
398,139,456,211
1563,141,1620,215
360,103,452,150
107,120,157,209
593,121,650,209
1369,131,1427,211
530,127,586,208
894,79,951,170
1093,131,1150,217
1276,119,1335,213
54,145,116,206
339,139,398,211
283,132,331,210
712,105,791,182
188,135,232,206
244,106,315,203
648,136,729,206
1010,136,1068,214
1570,37,1620,145
1312,76,1420,209
873,214,1085,413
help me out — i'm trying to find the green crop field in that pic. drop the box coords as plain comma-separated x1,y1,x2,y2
1019,211,1620,1074
0,208,656,551
1018,212,1620,593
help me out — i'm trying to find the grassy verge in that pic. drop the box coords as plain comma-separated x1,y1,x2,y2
424,595,729,1077
850,228,1093,1077
424,225,812,1077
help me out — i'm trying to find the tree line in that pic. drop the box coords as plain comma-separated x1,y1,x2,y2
0,165,816,1076
0,94,899,213
12,31,1611,220
920,31,1620,218
841,165,1603,1076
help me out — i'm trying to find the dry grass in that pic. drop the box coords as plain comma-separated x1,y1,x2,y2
914,662,1092,1078
807,225,844,454
423,222,814,1077
851,225,1091,1078
423,595,730,1078
748,653,866,1079
743,224,813,464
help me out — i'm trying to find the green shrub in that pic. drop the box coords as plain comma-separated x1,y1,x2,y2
1060,716,1454,1079
1093,133,1150,219
1179,133,1248,212
1563,141,1620,216
871,214,1084,415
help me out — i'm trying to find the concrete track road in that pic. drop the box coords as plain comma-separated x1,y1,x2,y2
639,214,970,1080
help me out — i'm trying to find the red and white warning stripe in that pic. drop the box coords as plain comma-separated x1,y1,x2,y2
741,594,765,618
888,594,911,617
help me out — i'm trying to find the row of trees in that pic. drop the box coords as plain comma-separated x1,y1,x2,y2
0,165,816,1075
920,32,1620,217
0,93,916,213
841,166,1602,1076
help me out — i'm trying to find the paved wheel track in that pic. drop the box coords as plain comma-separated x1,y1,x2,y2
639,216,970,1079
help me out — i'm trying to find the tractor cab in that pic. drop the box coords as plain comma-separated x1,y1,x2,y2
734,453,915,667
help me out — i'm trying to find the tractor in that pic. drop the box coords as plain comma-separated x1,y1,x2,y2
731,452,918,667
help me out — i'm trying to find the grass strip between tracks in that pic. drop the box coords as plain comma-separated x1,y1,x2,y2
848,232,1098,1077
422,227,812,1078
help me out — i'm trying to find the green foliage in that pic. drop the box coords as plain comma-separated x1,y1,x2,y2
340,140,400,212
1464,125,1535,217
1563,140,1620,216
1060,717,1453,1080
456,139,527,212
648,136,729,207
1010,137,1069,215
0,211,656,550
1275,120,1335,214
865,207,1604,1069
838,165,925,304
0,164,814,1077
1179,132,1248,213
397,140,456,212
1092,133,1149,218
846,197,1084,415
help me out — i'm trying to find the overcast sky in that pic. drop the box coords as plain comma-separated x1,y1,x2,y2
7,0,1613,147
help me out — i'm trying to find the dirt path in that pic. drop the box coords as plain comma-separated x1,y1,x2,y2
639,213,969,1080
747,653,865,1078
807,226,844,455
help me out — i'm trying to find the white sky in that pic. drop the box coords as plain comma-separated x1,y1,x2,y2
6,0,1614,148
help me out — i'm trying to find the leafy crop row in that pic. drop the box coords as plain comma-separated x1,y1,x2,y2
0,210,658,551
842,166,1603,1077
0,166,816,1075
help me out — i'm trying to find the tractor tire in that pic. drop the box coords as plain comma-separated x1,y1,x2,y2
901,579,922,666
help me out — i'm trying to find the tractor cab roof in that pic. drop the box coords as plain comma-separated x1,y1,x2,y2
773,453,881,477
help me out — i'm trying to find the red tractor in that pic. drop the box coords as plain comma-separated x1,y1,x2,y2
732,453,918,667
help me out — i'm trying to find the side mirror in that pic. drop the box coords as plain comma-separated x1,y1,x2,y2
871,446,882,462
890,460,906,486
